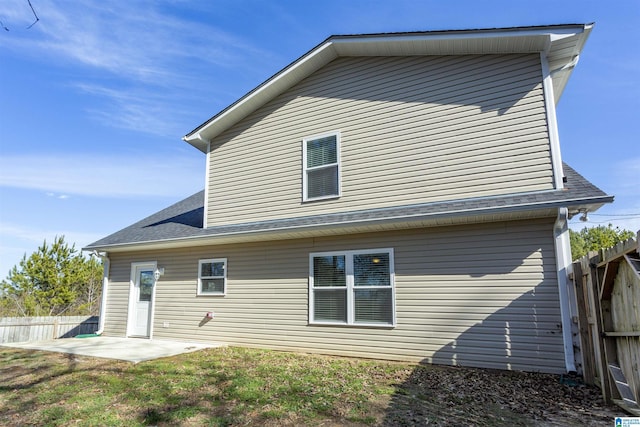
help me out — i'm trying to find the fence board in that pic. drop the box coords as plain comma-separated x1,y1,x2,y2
573,260,596,384
573,233,640,413
0,316,99,343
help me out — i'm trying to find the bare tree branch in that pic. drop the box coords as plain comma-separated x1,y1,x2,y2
26,0,39,29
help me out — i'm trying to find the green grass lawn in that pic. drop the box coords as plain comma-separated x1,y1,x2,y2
0,346,617,426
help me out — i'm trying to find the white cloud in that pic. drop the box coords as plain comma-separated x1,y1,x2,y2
46,192,70,200
0,0,275,136
74,83,197,137
1,1,264,80
0,153,203,198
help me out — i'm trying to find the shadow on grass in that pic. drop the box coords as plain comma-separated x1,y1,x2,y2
0,349,120,391
0,346,241,426
125,356,237,425
0,348,132,425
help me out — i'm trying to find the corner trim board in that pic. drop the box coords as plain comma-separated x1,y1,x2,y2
204,140,211,229
540,52,564,190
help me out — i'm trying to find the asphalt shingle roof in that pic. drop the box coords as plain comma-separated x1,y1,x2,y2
85,163,612,251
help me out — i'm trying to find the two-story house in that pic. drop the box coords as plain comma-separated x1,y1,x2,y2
86,23,613,374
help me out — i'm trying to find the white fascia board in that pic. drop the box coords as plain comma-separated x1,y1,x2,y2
331,26,583,45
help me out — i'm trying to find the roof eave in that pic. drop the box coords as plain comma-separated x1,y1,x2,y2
83,193,613,253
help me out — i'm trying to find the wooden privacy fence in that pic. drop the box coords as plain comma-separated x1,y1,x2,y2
0,316,99,344
572,232,640,415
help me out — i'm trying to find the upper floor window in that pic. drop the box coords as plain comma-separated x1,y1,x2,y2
303,132,341,201
198,258,227,296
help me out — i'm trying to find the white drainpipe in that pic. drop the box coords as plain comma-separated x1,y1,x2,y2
554,208,577,372
94,251,110,335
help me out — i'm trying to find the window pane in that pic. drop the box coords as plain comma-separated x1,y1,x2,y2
313,256,345,287
201,262,213,277
211,262,225,276
354,253,390,287
307,166,338,198
201,261,224,277
307,136,337,168
354,289,392,324
139,270,154,302
201,278,224,294
314,289,347,322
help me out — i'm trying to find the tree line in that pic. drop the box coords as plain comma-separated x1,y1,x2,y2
0,236,103,317
569,224,635,260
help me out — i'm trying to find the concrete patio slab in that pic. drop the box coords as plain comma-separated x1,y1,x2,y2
1,336,225,363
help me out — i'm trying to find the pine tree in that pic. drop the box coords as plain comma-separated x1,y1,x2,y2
0,236,103,316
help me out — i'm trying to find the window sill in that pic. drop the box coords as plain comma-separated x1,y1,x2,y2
308,321,395,329
302,195,341,203
196,293,226,297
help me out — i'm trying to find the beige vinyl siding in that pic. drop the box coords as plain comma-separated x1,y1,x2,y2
104,218,566,373
102,254,133,337
206,54,552,227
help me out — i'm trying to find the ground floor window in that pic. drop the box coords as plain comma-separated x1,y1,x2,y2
198,258,226,296
309,248,395,326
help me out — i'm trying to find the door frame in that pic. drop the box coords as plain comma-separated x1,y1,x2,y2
127,261,157,338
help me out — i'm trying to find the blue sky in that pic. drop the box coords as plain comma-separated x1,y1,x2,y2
0,0,638,278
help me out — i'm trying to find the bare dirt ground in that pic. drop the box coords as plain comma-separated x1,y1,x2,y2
382,363,622,426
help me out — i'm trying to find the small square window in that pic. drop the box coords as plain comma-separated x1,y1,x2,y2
198,258,227,296
303,132,341,201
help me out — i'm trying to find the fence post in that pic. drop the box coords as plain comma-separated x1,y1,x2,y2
573,260,596,384
53,317,59,339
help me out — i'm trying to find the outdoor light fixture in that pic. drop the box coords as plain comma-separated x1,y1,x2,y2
579,210,589,222
154,267,165,281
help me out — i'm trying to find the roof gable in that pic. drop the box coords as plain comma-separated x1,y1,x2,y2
184,23,593,152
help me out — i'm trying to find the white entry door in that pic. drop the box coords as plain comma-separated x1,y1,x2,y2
129,263,156,337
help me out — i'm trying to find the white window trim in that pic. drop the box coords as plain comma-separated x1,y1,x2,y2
198,258,227,296
302,131,342,202
308,248,396,327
